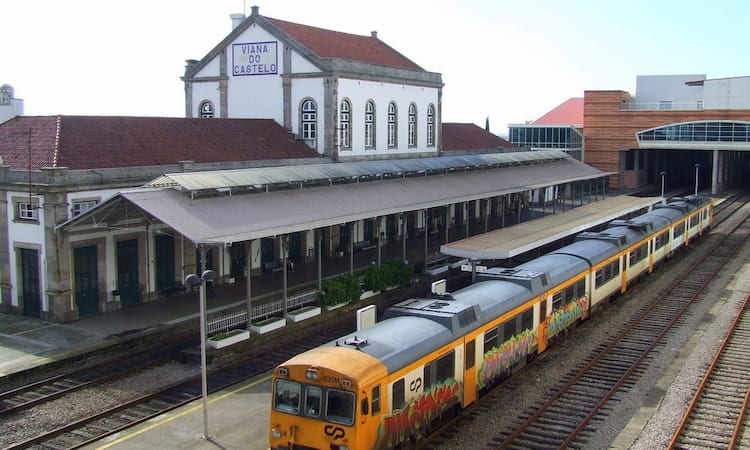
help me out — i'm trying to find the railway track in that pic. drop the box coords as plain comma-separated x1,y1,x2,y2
4,320,356,450
480,197,750,449
668,292,750,449
0,336,193,418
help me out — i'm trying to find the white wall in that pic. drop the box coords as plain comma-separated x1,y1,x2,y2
635,74,705,106
703,76,750,109
338,78,439,157
6,191,45,308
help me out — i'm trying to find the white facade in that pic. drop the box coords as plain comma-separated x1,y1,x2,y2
633,74,750,110
183,7,443,161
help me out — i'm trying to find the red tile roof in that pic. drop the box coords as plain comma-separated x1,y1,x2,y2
265,17,424,71
533,97,584,128
0,116,321,170
441,123,515,152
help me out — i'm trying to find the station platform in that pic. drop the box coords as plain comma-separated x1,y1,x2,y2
0,191,700,379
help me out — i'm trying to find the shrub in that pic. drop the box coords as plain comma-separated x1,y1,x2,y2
322,273,361,307
364,258,413,291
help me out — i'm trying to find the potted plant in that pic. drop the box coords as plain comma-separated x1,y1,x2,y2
250,316,287,334
322,274,361,310
206,328,250,349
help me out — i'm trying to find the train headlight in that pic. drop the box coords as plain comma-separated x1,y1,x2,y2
305,368,319,380
278,367,289,377
271,428,281,438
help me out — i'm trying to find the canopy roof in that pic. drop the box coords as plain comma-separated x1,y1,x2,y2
60,152,609,245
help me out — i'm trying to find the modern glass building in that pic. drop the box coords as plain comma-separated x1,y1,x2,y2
508,97,584,161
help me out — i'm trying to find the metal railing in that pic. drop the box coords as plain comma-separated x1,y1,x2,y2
207,289,320,335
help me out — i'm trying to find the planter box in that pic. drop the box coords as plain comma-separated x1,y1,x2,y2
359,290,377,300
207,329,250,349
325,302,349,312
250,317,287,334
286,306,321,323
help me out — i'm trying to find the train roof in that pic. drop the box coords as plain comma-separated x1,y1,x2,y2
280,345,388,386
551,238,619,266
512,253,590,287
324,315,455,374
576,223,648,249
451,279,534,323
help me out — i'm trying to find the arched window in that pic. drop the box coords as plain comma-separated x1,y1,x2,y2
408,103,417,147
199,100,215,118
365,100,376,149
301,99,317,140
427,104,435,147
387,102,397,148
339,99,351,150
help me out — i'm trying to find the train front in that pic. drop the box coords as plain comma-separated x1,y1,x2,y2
270,346,387,450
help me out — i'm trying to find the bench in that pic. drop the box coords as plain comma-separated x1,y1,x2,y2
353,240,377,252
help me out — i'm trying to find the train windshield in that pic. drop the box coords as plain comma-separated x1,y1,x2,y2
273,380,356,426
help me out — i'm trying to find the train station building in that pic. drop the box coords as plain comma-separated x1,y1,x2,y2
0,7,607,323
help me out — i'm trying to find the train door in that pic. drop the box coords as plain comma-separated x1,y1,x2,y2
463,339,477,406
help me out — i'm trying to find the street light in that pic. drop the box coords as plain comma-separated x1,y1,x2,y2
694,164,700,196
660,171,666,204
185,268,217,441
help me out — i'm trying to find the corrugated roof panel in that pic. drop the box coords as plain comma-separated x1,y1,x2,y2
143,150,569,192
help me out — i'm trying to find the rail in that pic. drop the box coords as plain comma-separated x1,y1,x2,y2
207,289,320,335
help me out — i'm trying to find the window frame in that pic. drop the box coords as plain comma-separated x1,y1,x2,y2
199,100,215,118
301,98,317,140
408,103,417,147
427,104,435,147
71,198,99,217
365,100,376,149
14,196,40,224
339,99,351,150
387,101,397,148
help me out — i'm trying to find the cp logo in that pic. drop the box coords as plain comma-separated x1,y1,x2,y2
324,425,345,439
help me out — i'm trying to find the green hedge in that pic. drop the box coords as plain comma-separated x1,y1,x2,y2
321,273,362,307
364,258,413,292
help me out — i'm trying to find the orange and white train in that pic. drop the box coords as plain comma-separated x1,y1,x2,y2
269,195,713,450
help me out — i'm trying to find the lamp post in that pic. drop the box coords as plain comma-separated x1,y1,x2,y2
185,265,217,441
660,171,666,204
694,164,700,196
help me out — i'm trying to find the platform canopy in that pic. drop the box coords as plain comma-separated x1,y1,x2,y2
439,195,661,260
59,152,610,245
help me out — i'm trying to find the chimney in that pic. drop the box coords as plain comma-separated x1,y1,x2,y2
251,5,259,17
230,13,245,30
371,31,378,38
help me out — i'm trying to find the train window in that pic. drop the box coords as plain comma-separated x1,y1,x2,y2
655,231,669,250
522,308,533,331
564,285,574,304
629,243,648,266
575,279,585,298
674,222,685,237
436,351,455,381
371,385,381,415
552,291,563,309
274,379,301,414
326,389,355,426
424,364,432,390
484,326,499,351
392,379,405,409
537,300,547,324
504,317,516,339
466,340,475,370
689,215,698,228
498,322,506,344
304,386,322,417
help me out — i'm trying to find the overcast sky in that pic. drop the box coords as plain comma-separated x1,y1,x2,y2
3,0,749,135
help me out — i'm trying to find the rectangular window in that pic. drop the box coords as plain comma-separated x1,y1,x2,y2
484,326,499,351
304,386,322,417
72,199,99,217
552,291,563,309
371,385,381,415
392,379,405,409
18,202,38,221
522,308,533,330
326,389,355,426
436,351,455,381
674,222,686,237
465,340,475,370
273,379,301,414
